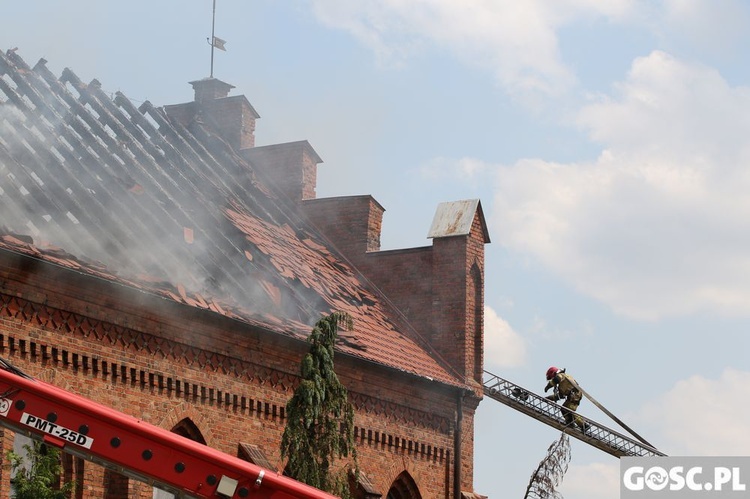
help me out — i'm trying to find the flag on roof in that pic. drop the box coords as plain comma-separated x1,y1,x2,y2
212,36,227,51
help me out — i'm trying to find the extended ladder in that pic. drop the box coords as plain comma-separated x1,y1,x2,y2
483,370,666,458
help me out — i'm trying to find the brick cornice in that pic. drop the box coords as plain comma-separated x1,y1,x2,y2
0,292,453,439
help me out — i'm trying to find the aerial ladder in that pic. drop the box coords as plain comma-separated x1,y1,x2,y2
0,357,337,499
483,370,666,458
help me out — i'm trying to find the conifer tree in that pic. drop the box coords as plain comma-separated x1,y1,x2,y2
281,311,358,498
8,440,75,499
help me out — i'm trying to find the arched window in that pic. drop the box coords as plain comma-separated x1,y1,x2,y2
171,418,207,444
387,471,422,499
471,263,484,383
153,418,207,498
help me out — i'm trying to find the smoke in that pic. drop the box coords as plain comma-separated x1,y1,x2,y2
0,49,359,333
0,59,276,320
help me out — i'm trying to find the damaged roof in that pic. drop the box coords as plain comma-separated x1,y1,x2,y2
0,49,463,388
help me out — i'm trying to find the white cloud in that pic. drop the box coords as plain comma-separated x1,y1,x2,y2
639,369,750,455
579,51,750,163
308,0,632,99
489,51,750,320
306,1,748,105
483,305,526,368
659,0,750,55
559,462,619,499
419,156,489,183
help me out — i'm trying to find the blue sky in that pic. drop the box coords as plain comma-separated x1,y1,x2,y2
4,1,750,498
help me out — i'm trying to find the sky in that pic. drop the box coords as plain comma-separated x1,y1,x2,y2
4,1,750,498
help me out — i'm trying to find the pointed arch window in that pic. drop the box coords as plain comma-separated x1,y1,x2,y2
471,263,484,383
387,471,422,499
154,418,207,498
171,418,207,444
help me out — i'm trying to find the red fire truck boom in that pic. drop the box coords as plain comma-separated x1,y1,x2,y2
0,358,338,499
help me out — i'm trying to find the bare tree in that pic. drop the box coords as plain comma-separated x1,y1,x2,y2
523,432,571,499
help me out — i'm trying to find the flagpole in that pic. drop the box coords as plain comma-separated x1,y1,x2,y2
210,0,216,78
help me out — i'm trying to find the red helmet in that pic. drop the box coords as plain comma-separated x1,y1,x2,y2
546,366,560,380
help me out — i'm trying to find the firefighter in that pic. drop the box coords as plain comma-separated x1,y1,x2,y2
544,366,588,432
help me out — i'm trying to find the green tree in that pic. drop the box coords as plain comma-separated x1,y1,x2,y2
8,439,75,499
281,311,358,498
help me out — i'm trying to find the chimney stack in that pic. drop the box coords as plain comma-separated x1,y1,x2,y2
242,141,322,204
164,78,259,150
190,78,234,102
164,79,325,205
302,195,384,257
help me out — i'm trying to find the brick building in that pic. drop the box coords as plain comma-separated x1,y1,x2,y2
0,49,490,498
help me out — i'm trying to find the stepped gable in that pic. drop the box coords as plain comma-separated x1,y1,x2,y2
0,49,462,387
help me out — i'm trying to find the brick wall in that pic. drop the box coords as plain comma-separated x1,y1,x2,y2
303,196,385,256
202,95,258,150
243,141,322,203
302,201,487,496
350,211,486,392
164,94,259,150
466,215,487,387
0,251,465,498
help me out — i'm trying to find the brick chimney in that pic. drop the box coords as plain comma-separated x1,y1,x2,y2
163,78,259,150
190,78,233,102
164,79,326,205
242,141,323,204
302,196,384,257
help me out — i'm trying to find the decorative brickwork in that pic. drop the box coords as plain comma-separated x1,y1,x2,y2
0,290,455,497
0,292,451,435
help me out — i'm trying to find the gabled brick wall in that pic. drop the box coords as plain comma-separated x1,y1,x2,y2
334,208,488,392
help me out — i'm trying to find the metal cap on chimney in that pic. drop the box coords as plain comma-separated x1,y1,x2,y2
189,78,235,103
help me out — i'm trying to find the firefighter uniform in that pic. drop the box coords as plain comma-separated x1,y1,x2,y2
545,370,586,431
